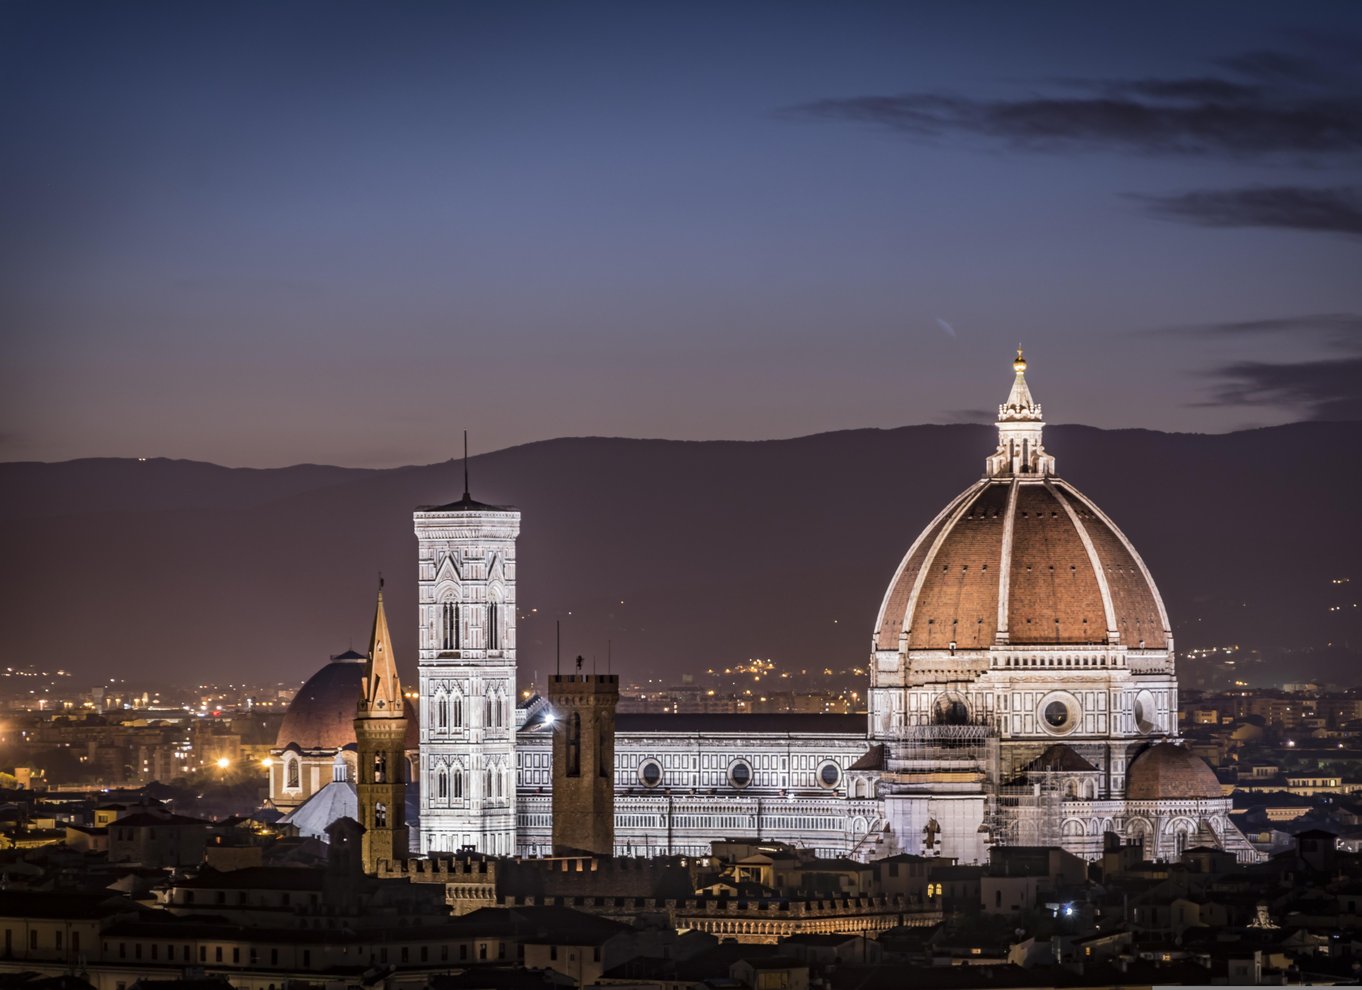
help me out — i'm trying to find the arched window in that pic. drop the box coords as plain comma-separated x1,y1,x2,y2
453,770,463,799
487,603,498,649
374,802,387,828
374,752,387,784
566,712,582,777
436,768,448,800
436,694,449,730
453,695,463,727
285,757,300,789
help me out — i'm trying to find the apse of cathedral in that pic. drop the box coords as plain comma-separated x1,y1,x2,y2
267,354,1259,865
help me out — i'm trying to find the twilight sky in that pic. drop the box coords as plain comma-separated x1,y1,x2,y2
3,1,1361,468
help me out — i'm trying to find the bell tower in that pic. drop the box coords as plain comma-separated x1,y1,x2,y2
549,663,619,857
354,583,409,873
414,457,521,856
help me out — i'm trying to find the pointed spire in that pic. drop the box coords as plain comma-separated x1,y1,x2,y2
1000,346,1041,422
986,349,1054,479
360,578,404,718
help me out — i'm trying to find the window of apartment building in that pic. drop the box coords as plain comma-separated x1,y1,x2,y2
215,947,222,963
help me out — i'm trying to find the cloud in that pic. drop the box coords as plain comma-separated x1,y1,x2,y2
1154,313,1362,421
1160,312,1362,339
1214,50,1331,85
1135,186,1362,237
786,50,1362,159
1202,355,1362,421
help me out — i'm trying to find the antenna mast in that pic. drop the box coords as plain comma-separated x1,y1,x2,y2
462,430,470,500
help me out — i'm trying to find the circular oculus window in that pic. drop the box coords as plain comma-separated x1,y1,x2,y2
1038,692,1081,735
1133,690,1157,734
639,759,662,787
728,760,753,788
818,761,842,789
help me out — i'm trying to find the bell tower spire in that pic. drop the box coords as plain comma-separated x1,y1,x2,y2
354,581,409,872
986,348,1055,478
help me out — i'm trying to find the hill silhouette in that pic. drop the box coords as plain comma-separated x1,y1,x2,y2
1,422,1357,690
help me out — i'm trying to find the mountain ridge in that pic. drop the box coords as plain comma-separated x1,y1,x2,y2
2,421,1356,688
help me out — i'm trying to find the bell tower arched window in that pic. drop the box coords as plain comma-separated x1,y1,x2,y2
374,802,387,828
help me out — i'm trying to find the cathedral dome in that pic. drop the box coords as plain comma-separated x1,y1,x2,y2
276,651,367,751
1125,743,1222,801
277,649,420,751
873,355,1170,654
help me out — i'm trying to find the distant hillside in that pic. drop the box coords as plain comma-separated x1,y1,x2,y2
1,422,1357,689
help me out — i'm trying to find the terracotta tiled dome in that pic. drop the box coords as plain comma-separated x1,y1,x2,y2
277,650,420,751
874,477,1169,652
276,652,367,750
874,354,1170,654
1125,743,1222,801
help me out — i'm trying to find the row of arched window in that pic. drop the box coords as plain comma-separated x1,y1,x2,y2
433,691,510,730
431,763,511,803
432,601,507,651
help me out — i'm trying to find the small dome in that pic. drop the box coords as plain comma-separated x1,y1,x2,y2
1126,743,1222,801
276,652,420,751
276,653,366,751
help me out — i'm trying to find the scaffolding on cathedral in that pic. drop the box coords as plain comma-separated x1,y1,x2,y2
886,720,1000,789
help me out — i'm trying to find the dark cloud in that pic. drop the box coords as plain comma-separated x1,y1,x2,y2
787,50,1362,159
1136,186,1362,237
1102,77,1263,103
1157,313,1362,422
1203,355,1362,421
1214,50,1330,85
1157,312,1362,344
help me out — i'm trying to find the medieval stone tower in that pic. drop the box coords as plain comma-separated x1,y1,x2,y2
414,474,521,856
549,666,619,856
354,584,409,873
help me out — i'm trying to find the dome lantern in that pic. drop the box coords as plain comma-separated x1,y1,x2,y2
987,348,1054,479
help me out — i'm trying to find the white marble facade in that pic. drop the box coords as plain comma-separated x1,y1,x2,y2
414,494,520,856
